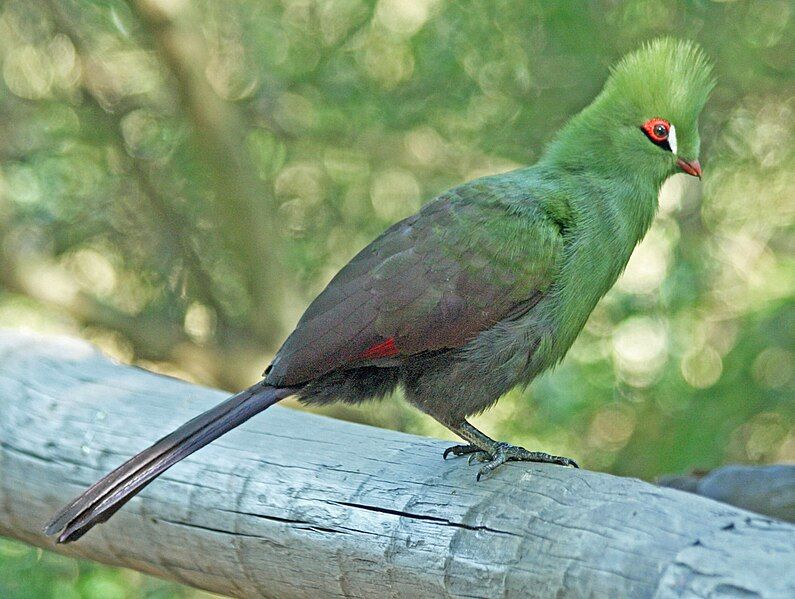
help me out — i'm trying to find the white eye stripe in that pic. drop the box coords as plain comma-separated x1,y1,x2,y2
668,124,678,155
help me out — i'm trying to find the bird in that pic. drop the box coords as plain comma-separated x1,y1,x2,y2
45,38,714,543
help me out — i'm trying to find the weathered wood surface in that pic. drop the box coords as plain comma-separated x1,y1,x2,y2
0,330,793,599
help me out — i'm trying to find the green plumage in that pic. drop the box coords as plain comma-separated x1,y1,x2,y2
45,39,716,543
272,38,714,424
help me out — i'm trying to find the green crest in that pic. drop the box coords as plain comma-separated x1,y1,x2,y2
602,38,715,133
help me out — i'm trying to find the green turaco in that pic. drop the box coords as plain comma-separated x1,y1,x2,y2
46,38,714,543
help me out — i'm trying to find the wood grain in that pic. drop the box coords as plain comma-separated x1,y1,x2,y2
1,330,793,598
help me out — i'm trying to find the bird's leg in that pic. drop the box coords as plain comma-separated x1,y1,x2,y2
442,422,496,462
443,421,578,480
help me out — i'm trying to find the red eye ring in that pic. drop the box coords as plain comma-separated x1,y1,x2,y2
642,118,670,143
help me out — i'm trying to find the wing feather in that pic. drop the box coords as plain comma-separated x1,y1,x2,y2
266,183,561,386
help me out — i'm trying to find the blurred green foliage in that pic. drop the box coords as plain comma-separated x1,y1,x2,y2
0,0,792,596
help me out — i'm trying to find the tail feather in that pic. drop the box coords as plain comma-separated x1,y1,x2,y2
44,381,296,543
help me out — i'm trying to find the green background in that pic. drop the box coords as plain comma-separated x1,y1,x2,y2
1,0,792,596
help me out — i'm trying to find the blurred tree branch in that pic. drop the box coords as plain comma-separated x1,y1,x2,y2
25,0,276,383
127,0,288,345
64,39,230,327
44,0,290,348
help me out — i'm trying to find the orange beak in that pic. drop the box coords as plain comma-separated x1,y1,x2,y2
676,158,702,179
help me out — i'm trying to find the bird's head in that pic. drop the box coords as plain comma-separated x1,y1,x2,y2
546,38,715,187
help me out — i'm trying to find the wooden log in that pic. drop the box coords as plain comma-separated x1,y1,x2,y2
0,330,793,598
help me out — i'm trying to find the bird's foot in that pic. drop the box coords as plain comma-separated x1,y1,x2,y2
441,421,578,479
473,442,579,481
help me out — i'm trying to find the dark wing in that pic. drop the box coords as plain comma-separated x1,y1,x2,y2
266,183,561,386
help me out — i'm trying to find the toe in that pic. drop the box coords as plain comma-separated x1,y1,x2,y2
476,450,507,481
476,461,500,481
468,451,490,465
443,444,483,460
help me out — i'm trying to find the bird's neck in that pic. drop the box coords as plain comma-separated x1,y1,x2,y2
534,164,659,250
538,115,661,246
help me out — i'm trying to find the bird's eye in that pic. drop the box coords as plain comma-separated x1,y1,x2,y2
641,117,673,152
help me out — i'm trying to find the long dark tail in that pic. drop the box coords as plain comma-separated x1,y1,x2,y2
44,381,297,543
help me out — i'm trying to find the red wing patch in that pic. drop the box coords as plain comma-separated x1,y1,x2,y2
360,337,399,360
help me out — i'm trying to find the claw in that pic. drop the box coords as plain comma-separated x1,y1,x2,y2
559,457,579,468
